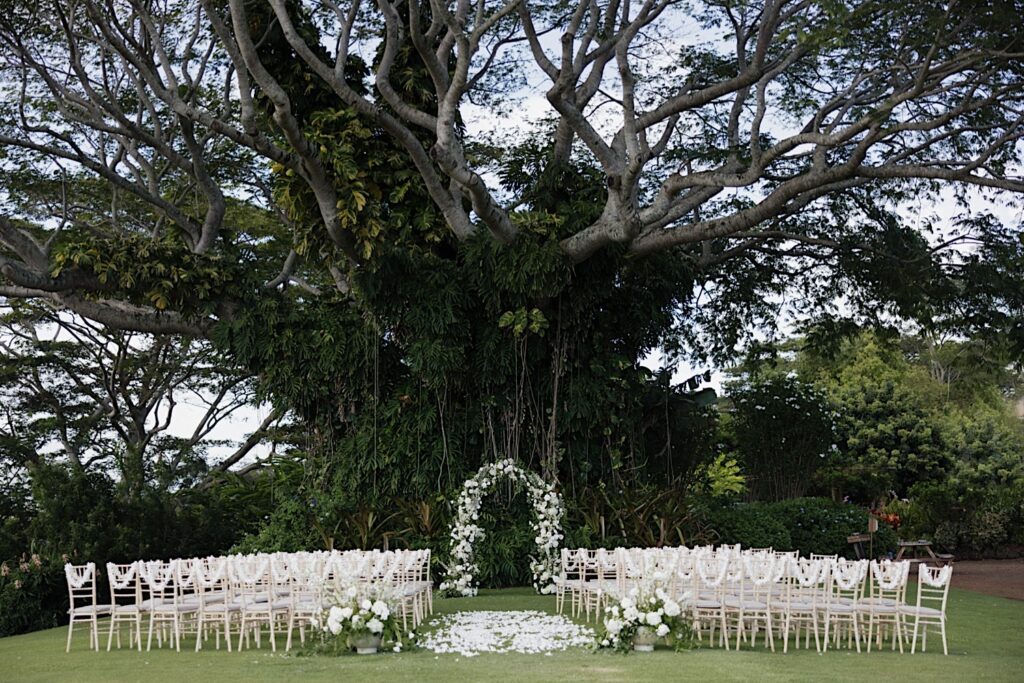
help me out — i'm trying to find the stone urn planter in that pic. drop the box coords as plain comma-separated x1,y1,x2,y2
633,626,657,652
350,634,382,654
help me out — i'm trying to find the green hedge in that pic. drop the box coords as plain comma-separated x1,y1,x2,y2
706,497,897,557
707,502,792,550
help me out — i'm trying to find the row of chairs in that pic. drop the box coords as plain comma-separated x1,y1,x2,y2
65,549,432,653
556,545,953,654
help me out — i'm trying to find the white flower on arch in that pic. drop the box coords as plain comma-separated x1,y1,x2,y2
439,459,563,597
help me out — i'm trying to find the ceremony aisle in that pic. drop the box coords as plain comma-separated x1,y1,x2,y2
2,587,1024,682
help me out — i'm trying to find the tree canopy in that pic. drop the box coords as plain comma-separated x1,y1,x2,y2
0,0,1022,494
0,0,1019,337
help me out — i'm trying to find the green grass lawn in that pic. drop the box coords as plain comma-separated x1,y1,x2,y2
1,587,1022,682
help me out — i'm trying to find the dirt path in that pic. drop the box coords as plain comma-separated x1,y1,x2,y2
951,559,1024,601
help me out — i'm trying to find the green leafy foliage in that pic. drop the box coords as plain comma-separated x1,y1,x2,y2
725,375,835,501
706,497,897,557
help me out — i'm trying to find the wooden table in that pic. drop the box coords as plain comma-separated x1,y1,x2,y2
847,533,872,559
895,539,955,565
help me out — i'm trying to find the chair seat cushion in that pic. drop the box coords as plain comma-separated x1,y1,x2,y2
724,598,767,611
900,605,943,617
68,604,113,615
859,604,900,614
860,597,900,606
827,603,856,613
151,602,199,614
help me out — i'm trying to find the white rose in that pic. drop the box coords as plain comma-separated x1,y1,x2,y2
646,612,662,627
372,600,388,615
360,599,373,611
327,615,342,634
339,607,353,619
605,619,622,634
623,606,639,622
663,600,681,617
367,618,384,634
656,624,670,637
329,606,343,620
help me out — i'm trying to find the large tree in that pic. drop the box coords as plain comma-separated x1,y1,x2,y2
0,1,1022,493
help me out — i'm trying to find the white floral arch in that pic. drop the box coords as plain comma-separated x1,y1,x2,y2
439,458,563,597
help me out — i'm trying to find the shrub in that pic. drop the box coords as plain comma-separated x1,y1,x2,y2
704,497,896,558
706,502,792,550
0,552,67,637
768,497,896,557
726,375,835,501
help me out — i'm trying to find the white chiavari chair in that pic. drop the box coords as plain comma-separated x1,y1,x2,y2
823,558,867,653
65,562,112,653
143,559,196,652
232,554,282,652
901,563,953,655
860,559,909,652
779,557,823,653
105,561,146,651
693,552,730,649
579,549,604,621
193,557,236,652
728,553,775,652
285,553,323,651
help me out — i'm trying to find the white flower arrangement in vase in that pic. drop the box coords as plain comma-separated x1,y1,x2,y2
439,458,563,597
310,584,411,654
598,583,692,653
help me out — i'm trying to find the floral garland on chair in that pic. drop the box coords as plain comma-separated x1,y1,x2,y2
439,458,563,597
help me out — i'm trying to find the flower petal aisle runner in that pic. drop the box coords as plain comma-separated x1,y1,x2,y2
419,611,594,657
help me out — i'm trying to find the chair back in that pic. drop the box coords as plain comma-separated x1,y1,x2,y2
914,563,952,614
829,558,867,604
869,559,910,603
106,562,142,608
141,559,180,608
65,562,100,612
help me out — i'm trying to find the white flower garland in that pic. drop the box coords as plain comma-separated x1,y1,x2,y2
141,560,177,592
788,558,823,587
106,562,138,590
741,555,776,586
229,555,268,585
270,554,292,584
919,563,952,588
870,560,910,590
696,557,728,588
194,558,228,588
64,562,95,589
832,559,868,590
440,458,563,597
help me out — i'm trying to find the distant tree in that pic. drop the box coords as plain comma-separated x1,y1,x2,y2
0,303,285,495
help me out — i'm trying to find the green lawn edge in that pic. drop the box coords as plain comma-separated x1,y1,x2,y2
1,587,1022,682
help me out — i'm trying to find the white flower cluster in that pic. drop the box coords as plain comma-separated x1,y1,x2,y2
439,459,563,596
313,584,395,641
419,610,593,657
600,584,684,650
